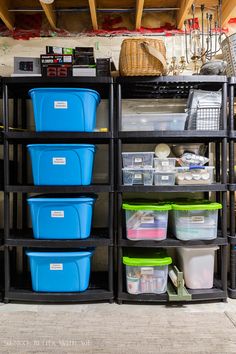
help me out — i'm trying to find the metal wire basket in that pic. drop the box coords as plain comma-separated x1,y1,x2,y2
220,33,236,77
185,107,222,130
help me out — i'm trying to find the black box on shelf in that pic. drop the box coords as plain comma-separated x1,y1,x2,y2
74,47,95,66
96,58,111,76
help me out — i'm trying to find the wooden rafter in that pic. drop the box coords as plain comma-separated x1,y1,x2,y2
39,0,57,30
136,0,144,30
88,0,98,31
0,0,14,31
222,0,236,27
176,0,194,30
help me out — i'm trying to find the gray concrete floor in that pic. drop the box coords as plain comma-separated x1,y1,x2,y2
0,300,235,353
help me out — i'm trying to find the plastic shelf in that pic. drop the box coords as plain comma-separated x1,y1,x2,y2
116,75,227,84
5,185,113,193
118,184,227,193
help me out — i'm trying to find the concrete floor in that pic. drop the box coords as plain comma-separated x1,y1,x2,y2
0,300,235,353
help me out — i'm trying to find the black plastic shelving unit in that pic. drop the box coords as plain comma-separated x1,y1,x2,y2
116,76,228,304
228,77,236,299
2,77,114,303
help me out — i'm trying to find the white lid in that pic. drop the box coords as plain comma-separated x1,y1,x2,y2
155,144,170,158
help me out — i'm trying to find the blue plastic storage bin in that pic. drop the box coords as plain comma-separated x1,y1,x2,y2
27,144,96,185
26,249,94,292
28,194,97,239
29,88,101,132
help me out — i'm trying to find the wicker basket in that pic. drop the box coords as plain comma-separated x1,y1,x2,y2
220,33,236,76
119,38,167,76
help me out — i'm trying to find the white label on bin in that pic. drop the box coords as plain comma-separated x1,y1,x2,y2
52,157,66,165
141,267,154,275
162,176,169,180
161,161,169,166
191,216,205,223
50,263,63,271
51,210,64,218
134,174,142,179
134,157,143,163
54,101,68,109
141,216,154,224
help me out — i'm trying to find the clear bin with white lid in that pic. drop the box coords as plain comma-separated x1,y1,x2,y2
122,152,154,168
177,246,219,289
171,202,222,241
123,250,172,294
122,202,171,241
122,113,187,131
176,166,214,185
154,171,176,186
154,158,176,171
122,168,154,186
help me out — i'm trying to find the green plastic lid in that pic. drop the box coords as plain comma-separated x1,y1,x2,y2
123,250,172,267
172,202,222,211
122,201,171,211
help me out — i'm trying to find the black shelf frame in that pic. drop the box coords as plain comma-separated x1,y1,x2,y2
116,76,228,304
2,77,115,303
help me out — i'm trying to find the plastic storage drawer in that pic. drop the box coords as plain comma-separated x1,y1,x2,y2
122,168,154,186
171,202,222,241
123,250,172,294
29,88,101,132
27,144,96,185
28,195,97,239
175,166,214,185
154,171,176,186
123,202,171,240
177,247,218,289
26,249,94,292
122,113,187,131
122,152,154,168
154,158,176,171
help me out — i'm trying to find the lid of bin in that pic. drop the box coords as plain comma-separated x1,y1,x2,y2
172,202,222,210
26,144,96,149
28,88,101,103
123,250,172,267
27,194,97,203
122,152,154,155
122,201,171,211
26,248,95,257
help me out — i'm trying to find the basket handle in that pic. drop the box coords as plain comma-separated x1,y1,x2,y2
141,42,167,74
218,32,227,45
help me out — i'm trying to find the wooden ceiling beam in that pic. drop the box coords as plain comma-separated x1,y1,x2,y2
39,0,57,30
135,0,144,30
0,0,14,31
222,0,236,27
88,0,98,30
176,0,194,30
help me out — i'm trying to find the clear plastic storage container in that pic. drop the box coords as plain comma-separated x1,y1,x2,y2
122,168,154,186
171,202,222,241
122,202,171,241
123,250,172,294
177,247,219,289
154,158,176,171
122,113,187,131
154,171,176,186
176,166,214,185
122,152,154,168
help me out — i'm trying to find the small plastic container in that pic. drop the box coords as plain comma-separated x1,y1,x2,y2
171,202,222,241
121,113,187,131
29,88,101,132
122,202,171,241
122,168,154,186
177,247,219,289
154,171,176,186
26,249,94,292
27,144,96,185
176,166,214,185
28,194,97,240
123,250,172,294
154,158,176,171
122,152,154,168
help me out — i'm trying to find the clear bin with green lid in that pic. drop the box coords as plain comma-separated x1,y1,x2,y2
170,201,222,241
123,249,172,295
122,202,171,241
